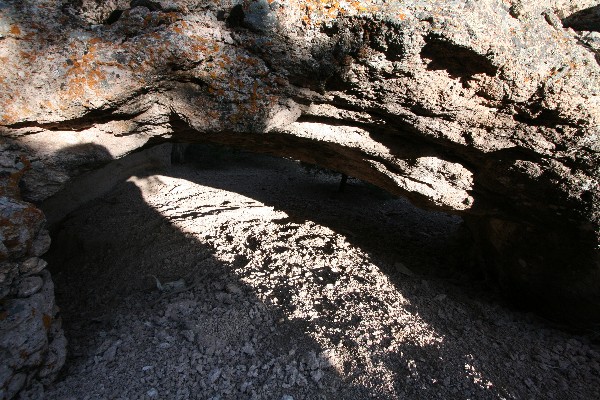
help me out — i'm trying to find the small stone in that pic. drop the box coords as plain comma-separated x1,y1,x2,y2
242,342,255,356
524,378,535,389
103,341,120,362
394,262,415,277
182,330,195,343
19,258,47,275
281,395,294,400
147,388,158,397
38,331,68,383
16,276,43,297
225,283,242,295
215,291,233,304
163,279,186,291
305,351,319,370
208,368,221,383
311,369,324,383
30,230,51,257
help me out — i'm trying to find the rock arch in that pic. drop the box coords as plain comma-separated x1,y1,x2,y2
1,0,599,397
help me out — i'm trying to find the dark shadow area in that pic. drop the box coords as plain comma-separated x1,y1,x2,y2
420,36,498,83
563,5,600,32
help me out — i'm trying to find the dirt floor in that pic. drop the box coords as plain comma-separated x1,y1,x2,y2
44,146,600,399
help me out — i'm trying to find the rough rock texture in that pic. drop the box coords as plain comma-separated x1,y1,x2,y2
0,145,66,399
0,0,599,395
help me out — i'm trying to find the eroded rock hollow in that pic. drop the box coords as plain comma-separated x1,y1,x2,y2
1,0,599,397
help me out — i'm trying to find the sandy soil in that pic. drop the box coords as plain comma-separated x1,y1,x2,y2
44,146,600,399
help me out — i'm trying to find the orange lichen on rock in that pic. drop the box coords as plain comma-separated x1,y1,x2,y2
10,25,21,36
172,20,189,34
236,55,259,67
88,37,103,46
62,42,109,99
350,0,370,13
297,0,385,26
42,314,52,330
188,35,221,57
0,156,31,199
19,51,38,65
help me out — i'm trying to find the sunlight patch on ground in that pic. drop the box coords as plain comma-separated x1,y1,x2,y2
129,170,451,396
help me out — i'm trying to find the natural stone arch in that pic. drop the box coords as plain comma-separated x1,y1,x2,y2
1,0,599,397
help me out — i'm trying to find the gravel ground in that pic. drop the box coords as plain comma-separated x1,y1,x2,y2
45,146,600,399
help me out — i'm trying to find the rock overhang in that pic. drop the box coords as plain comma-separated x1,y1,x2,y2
1,1,600,396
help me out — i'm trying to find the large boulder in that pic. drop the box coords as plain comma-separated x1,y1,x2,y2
0,0,599,395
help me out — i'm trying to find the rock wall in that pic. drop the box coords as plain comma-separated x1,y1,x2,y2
0,0,599,397
0,145,65,399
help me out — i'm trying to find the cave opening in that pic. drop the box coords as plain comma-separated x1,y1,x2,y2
0,139,591,399
41,142,517,398
45,142,474,306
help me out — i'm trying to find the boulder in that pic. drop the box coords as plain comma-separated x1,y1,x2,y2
0,0,599,395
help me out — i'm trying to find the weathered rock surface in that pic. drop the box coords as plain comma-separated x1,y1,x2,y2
0,0,599,395
0,146,65,399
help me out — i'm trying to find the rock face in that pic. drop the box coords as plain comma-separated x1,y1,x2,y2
0,0,599,396
0,146,66,399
